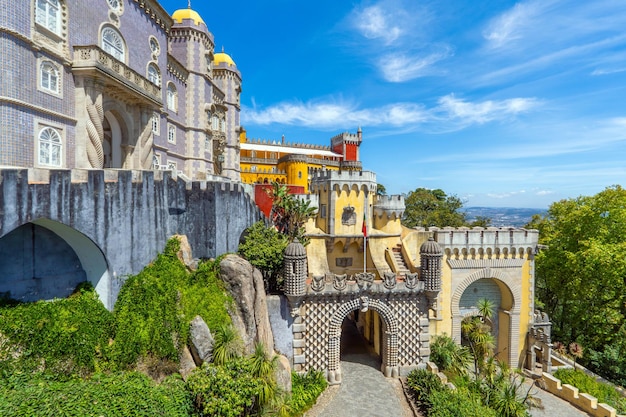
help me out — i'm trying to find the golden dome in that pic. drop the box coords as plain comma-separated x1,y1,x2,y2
214,51,236,67
172,8,205,25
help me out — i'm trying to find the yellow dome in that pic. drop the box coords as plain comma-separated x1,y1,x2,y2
172,8,205,25
214,52,236,67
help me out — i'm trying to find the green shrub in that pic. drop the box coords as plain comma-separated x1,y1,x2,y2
554,368,626,413
186,358,270,417
179,256,233,333
429,386,498,417
0,372,192,416
0,284,114,378
287,370,327,415
406,369,445,410
430,334,471,377
111,238,188,367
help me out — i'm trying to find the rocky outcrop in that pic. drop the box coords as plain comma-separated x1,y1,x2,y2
173,234,196,270
178,345,197,381
189,315,214,365
219,254,275,355
274,354,292,393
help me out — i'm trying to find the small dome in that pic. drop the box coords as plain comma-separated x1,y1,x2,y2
420,237,442,255
214,51,236,67
285,239,306,257
172,8,205,25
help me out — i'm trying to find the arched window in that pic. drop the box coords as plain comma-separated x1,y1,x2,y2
40,61,59,93
166,82,177,111
101,27,125,61
35,0,60,34
38,127,62,167
148,63,160,86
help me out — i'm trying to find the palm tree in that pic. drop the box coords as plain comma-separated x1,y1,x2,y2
267,181,317,244
462,315,496,377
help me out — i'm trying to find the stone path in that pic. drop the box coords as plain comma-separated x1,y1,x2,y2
305,319,590,417
526,379,590,417
305,320,413,417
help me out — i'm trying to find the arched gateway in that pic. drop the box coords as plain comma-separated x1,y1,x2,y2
284,238,442,384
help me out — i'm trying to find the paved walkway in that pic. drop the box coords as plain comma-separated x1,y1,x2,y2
306,320,413,417
526,379,589,417
305,319,590,417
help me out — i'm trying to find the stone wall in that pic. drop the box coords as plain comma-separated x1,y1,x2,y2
0,168,262,308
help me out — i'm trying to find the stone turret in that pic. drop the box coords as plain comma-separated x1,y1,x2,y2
420,237,442,309
284,239,307,316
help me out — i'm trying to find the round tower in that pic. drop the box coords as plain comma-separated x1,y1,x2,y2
420,237,443,309
284,239,307,316
213,49,242,182
283,154,309,191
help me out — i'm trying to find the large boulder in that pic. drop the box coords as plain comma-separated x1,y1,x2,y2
189,315,214,366
274,354,292,393
178,345,197,381
220,254,274,355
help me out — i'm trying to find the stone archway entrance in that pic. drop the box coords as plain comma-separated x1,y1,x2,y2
0,219,112,308
103,111,127,168
452,269,520,366
326,297,399,384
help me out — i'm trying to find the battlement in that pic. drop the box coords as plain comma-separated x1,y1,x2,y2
330,131,362,146
310,169,376,184
428,227,539,255
295,193,319,208
245,137,332,151
0,168,241,192
373,195,405,217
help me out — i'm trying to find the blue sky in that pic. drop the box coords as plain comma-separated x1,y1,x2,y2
162,0,626,208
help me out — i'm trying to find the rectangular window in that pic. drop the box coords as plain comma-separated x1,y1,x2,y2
167,124,176,144
320,204,327,218
152,112,160,134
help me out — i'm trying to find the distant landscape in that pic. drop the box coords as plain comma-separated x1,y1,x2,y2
462,207,547,228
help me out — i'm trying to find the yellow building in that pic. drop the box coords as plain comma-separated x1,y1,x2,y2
239,128,363,193
285,168,541,382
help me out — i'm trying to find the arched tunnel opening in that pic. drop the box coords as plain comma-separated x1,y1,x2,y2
0,219,111,308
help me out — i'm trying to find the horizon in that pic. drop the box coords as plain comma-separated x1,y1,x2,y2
162,0,626,209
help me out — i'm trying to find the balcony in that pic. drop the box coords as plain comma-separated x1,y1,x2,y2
73,45,162,106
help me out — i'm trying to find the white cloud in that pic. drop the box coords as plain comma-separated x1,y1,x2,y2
536,190,555,196
482,2,544,48
242,100,428,128
486,190,527,199
243,94,537,129
380,48,451,82
353,5,402,45
437,94,539,124
592,67,626,76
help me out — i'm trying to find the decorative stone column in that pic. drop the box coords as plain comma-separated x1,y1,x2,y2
84,78,105,168
138,106,154,169
283,239,307,317
420,237,442,309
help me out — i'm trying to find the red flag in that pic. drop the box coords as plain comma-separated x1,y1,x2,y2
362,213,367,238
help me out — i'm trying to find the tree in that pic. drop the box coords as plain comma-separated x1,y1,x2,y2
238,221,288,291
266,182,317,244
402,187,466,228
533,186,626,382
376,183,387,196
469,216,492,227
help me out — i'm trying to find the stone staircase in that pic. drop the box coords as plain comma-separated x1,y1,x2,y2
391,245,410,277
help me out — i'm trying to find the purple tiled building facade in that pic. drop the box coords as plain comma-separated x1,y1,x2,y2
0,0,242,181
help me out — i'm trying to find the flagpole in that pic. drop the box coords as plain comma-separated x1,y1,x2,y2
363,193,367,273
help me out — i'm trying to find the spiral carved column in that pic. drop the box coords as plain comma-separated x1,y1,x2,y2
139,108,154,169
84,80,104,168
